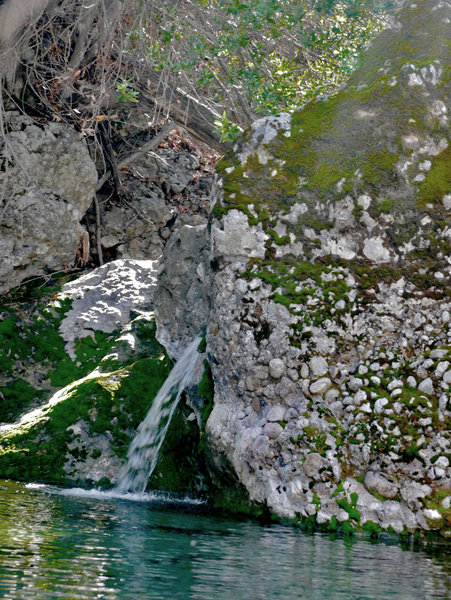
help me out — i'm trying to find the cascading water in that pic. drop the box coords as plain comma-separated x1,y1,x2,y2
114,336,202,495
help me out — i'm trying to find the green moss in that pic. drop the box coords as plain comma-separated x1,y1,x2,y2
337,495,361,522
416,145,451,208
198,360,215,432
363,520,383,537
0,292,119,424
379,198,392,213
0,379,44,423
148,400,207,496
0,346,173,484
197,336,207,353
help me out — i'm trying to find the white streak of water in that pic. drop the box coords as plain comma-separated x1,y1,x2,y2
114,336,202,495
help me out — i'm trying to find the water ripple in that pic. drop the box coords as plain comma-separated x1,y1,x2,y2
0,480,449,600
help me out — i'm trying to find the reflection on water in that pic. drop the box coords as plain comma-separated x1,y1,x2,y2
0,480,449,600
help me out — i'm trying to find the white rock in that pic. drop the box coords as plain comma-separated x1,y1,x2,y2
212,210,269,258
309,378,332,395
269,358,286,379
363,237,391,263
388,378,403,391
354,390,367,404
407,376,417,387
357,194,372,209
309,356,329,377
374,397,389,414
424,509,442,521
325,388,340,403
59,259,159,359
418,377,434,395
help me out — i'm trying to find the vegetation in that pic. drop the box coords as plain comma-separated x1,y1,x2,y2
0,0,395,186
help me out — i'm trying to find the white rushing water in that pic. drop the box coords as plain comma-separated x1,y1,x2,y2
114,336,202,495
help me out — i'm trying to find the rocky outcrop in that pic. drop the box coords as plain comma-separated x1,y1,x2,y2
0,112,97,293
154,219,210,359
0,260,207,494
154,0,450,537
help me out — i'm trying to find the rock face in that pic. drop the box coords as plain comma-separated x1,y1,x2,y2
154,221,210,359
156,0,450,536
0,112,97,293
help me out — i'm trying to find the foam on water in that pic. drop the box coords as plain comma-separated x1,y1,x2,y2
25,483,205,505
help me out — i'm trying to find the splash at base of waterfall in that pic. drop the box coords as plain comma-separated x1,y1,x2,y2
114,336,202,495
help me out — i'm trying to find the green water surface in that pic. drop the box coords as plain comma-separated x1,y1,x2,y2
0,480,449,600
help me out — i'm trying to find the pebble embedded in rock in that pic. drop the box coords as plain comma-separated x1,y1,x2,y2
269,358,285,379
266,405,287,422
309,356,329,377
309,378,332,395
303,453,325,479
418,377,434,395
264,422,283,439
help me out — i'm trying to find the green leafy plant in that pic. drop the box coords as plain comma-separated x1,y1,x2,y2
116,78,139,103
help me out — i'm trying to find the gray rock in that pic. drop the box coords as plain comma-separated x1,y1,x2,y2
309,356,329,377
165,0,451,536
303,453,325,479
309,378,332,395
0,112,97,293
266,405,287,422
364,471,398,499
400,481,432,509
269,358,285,379
154,223,210,359
418,377,434,395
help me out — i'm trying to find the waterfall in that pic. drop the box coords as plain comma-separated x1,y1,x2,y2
115,336,202,495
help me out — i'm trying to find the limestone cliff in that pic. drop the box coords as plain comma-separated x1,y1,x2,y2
193,0,450,536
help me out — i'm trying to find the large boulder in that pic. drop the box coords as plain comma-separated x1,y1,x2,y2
0,112,97,293
202,0,450,536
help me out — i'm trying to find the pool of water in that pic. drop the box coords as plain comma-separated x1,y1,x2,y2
0,479,449,600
